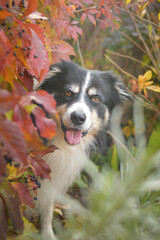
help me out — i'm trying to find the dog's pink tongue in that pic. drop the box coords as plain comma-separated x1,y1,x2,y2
66,130,82,145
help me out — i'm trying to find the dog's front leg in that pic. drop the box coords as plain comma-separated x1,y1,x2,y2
39,201,56,240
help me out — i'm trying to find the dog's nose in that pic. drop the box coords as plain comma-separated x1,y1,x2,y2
71,111,86,125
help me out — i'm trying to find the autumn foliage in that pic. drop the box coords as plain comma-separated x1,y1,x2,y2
0,0,159,239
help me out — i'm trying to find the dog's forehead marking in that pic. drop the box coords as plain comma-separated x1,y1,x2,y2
88,87,97,96
70,84,80,93
80,71,91,100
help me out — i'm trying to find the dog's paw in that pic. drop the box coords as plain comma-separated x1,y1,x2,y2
41,229,56,240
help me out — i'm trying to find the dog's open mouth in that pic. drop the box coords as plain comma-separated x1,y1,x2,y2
61,119,87,145
65,129,82,145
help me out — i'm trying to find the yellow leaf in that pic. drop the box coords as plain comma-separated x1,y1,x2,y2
146,85,160,93
126,0,131,4
54,208,63,216
158,12,160,21
24,104,36,114
144,81,153,87
143,70,152,81
123,120,134,138
7,164,22,179
5,110,13,120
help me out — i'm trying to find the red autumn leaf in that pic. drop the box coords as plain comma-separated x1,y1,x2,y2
21,90,56,115
96,10,102,18
0,90,20,114
0,1,8,7
24,0,38,16
13,105,44,151
43,0,52,8
99,0,105,8
12,182,34,208
51,40,76,62
0,180,24,234
0,118,27,165
44,0,60,8
0,197,7,240
81,13,87,24
67,25,82,41
24,23,46,44
82,0,93,4
39,57,50,81
32,106,56,140
0,30,13,72
88,9,99,15
28,154,51,179
88,14,96,26
34,144,57,156
28,145,56,179
27,29,49,79
13,79,28,96
0,151,6,185
19,70,33,91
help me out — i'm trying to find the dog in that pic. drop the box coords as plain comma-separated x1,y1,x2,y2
35,60,132,239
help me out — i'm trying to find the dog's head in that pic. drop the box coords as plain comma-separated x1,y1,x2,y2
37,61,132,149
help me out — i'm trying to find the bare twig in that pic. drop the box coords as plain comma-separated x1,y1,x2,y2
129,9,160,76
77,39,84,67
146,11,160,67
105,49,156,72
105,54,137,79
130,91,160,116
115,29,147,55
113,4,160,29
133,16,160,67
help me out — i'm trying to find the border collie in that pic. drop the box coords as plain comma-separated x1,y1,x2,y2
36,61,132,239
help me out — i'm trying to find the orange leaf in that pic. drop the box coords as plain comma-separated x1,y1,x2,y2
24,0,38,17
3,65,17,87
50,40,76,62
0,10,11,19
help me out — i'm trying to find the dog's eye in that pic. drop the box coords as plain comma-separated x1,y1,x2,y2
91,96,100,103
65,90,73,97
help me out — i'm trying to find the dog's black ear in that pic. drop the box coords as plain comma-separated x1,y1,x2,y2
105,71,133,103
114,79,133,102
36,62,64,93
45,64,62,79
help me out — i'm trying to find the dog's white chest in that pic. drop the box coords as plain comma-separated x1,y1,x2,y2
43,136,89,193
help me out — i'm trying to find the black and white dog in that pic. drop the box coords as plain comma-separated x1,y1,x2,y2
36,61,132,239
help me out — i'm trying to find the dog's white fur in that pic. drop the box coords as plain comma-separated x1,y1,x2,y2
36,127,90,239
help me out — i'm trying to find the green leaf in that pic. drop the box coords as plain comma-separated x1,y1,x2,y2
147,129,160,155
111,145,118,171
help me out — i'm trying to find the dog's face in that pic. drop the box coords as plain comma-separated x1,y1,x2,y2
38,61,132,149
